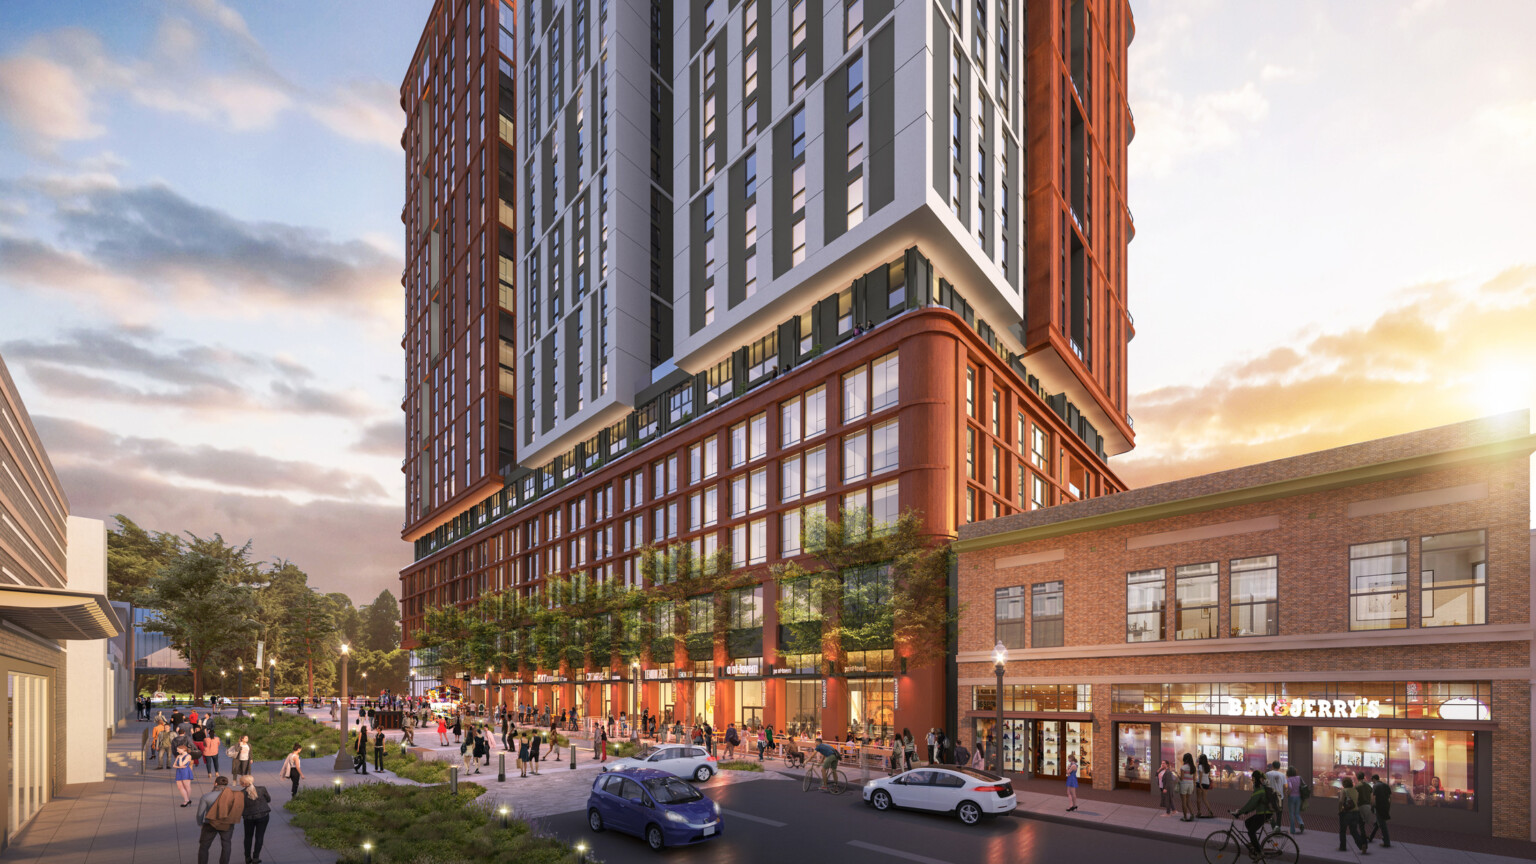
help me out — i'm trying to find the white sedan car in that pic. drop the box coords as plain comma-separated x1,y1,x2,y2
862,767,1017,825
601,744,720,783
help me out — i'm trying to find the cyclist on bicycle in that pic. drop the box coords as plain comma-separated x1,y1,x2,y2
1232,769,1280,858
813,737,840,790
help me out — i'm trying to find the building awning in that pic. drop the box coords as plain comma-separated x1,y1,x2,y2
0,585,122,640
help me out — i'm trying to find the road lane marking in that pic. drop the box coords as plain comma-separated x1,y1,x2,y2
721,808,787,827
847,840,953,864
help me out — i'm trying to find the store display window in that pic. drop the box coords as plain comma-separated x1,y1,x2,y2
1118,723,1153,786
784,680,821,738
1311,728,1475,810
1161,723,1288,790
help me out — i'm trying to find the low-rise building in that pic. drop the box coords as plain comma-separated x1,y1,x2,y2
952,412,1534,841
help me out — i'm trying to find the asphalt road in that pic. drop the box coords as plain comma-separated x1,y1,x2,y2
542,775,1197,864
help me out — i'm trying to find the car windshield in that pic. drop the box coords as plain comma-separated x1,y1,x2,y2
643,776,702,804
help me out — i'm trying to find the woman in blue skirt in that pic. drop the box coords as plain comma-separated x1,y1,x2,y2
172,745,194,806
1065,754,1080,812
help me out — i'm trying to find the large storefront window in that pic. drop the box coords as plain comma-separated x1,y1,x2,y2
1118,723,1153,786
735,679,764,730
784,680,821,738
1111,681,1492,722
969,718,1093,780
848,679,893,741
1312,728,1475,810
1160,723,1289,790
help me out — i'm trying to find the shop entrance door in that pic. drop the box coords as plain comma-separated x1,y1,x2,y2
1034,720,1064,779
1117,723,1152,789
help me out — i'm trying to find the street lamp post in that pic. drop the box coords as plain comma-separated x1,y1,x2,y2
268,658,278,724
333,644,351,770
486,666,494,716
992,641,1007,774
236,663,245,718
630,661,639,741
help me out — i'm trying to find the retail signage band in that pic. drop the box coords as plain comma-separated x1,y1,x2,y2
1223,696,1382,719
726,664,759,676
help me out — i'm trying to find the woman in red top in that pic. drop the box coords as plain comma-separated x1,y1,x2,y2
436,715,449,746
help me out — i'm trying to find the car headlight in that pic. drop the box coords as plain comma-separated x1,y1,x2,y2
665,810,688,823
711,801,720,815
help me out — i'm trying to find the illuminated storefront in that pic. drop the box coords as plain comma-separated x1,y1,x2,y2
966,684,1094,781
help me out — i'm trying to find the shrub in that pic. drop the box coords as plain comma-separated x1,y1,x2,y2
717,760,764,772
213,713,334,762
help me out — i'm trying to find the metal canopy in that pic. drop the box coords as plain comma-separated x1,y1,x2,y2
0,585,123,640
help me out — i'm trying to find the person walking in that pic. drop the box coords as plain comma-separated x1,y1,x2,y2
1366,773,1392,848
280,745,303,798
354,723,370,775
202,730,222,777
703,722,714,756
925,728,937,765
373,728,386,773
1157,760,1175,814
528,729,542,774
1065,754,1080,811
516,733,530,777
437,715,449,747
1195,752,1216,818
231,735,252,777
549,725,561,762
458,728,474,775
968,739,985,770
451,714,462,745
1264,761,1287,830
599,726,608,763
157,721,175,769
190,725,207,771
1233,770,1279,858
238,775,271,864
1354,772,1377,845
1177,753,1196,822
724,723,739,760
902,729,916,771
471,727,488,774
1336,776,1370,854
195,775,245,864
1284,766,1304,834
173,745,196,806
756,726,767,761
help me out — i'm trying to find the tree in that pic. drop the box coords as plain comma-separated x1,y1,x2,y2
138,534,261,701
279,580,337,700
359,589,402,652
106,515,181,602
329,594,362,647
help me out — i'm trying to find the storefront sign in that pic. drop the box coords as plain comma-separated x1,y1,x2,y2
644,669,662,680
770,666,793,675
725,663,760,677
676,671,693,678
469,678,487,685
611,675,621,681
584,673,606,682
1222,696,1381,720
893,676,900,711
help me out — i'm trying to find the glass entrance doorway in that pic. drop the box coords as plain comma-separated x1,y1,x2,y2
8,673,48,841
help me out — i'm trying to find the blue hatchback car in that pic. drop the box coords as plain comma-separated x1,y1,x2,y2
586,767,723,851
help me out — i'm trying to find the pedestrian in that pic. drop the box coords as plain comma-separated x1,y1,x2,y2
232,735,252,776
190,724,207,769
529,729,542,774
452,714,462,744
202,730,221,776
280,745,303,798
756,726,767,761
969,739,985,770
1336,776,1369,854
1284,766,1304,834
1177,753,1196,822
902,729,916,771
195,774,245,864
703,722,714,756
517,733,530,777
354,723,370,775
1065,754,1079,811
1366,773,1391,848
459,728,473,774
374,728,386,773
1157,760,1175,814
239,775,271,864
1354,772,1376,845
549,726,561,762
173,745,196,806
1264,761,1287,829
599,726,608,762
724,723,739,759
925,728,937,765
1195,752,1216,818
437,715,449,746
953,740,970,768
1235,770,1279,857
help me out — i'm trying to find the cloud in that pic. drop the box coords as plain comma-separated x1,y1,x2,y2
1113,267,1536,488
1131,81,1270,179
1,180,398,321
0,54,103,147
3,327,378,418
352,419,403,457
48,455,406,601
1476,100,1536,156
306,80,404,149
34,415,388,500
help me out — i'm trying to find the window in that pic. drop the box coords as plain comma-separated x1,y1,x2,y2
730,474,747,518
805,445,827,494
805,385,827,436
995,586,1026,649
791,50,807,100
781,399,802,447
871,352,898,410
990,444,1001,492
1031,426,1048,469
847,176,864,229
749,412,768,461
871,419,898,474
871,480,898,528
842,367,868,421
965,367,976,416
748,467,767,512
1174,562,1218,640
791,217,806,265
781,455,802,501
791,107,806,159
1126,569,1165,642
1421,530,1486,627
845,0,864,49
965,428,976,479
702,487,718,525
842,431,868,482
702,435,718,478
781,509,802,556
1230,555,1278,637
749,519,767,564
990,391,1001,435
1031,474,1046,509
847,115,865,171
728,586,762,628
790,0,807,47
744,48,758,96
731,523,748,567
1032,581,1064,647
792,163,806,211
730,422,747,468
1349,540,1407,631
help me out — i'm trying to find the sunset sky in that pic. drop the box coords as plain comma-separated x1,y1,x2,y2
1,1,1533,601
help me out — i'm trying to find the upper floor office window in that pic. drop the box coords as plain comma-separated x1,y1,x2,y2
1230,555,1278,637
1349,540,1407,631
1421,530,1486,627
1126,569,1165,642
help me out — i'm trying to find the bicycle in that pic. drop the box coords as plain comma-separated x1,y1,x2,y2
801,760,847,795
1203,813,1299,864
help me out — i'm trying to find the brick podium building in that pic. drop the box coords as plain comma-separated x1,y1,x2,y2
953,413,1535,841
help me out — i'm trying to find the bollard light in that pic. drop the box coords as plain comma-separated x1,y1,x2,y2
498,805,510,828
576,841,588,863
310,743,316,757
498,752,506,782
362,841,373,864
333,778,343,795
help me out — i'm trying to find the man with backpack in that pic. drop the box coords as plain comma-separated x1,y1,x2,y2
1336,777,1370,854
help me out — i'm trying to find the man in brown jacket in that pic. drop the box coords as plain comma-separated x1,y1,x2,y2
196,775,245,864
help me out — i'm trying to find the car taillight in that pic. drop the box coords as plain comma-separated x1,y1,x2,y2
973,785,1007,792
707,755,717,761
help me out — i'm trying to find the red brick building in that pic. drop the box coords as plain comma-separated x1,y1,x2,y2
953,413,1534,840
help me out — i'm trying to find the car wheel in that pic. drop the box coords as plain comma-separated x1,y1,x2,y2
871,790,893,811
587,809,604,832
694,765,713,782
957,801,982,826
646,823,665,851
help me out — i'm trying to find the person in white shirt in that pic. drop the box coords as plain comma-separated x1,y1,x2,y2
1264,761,1288,829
